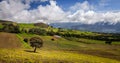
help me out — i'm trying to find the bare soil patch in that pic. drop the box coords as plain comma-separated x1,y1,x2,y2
0,32,21,48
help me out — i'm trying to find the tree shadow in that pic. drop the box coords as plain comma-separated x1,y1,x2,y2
24,50,38,53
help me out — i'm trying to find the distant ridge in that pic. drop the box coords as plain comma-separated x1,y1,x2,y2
34,22,50,28
0,20,14,23
50,22,120,33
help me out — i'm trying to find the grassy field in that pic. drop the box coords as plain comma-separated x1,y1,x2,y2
0,32,120,63
2,33,118,63
18,23,35,29
0,23,120,63
0,49,120,63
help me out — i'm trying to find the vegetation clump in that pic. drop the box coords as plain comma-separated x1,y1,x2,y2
30,37,43,52
51,38,55,41
24,38,29,43
105,40,112,45
2,22,20,33
29,28,47,35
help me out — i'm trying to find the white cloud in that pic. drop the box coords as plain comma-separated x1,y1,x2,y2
0,0,120,24
0,0,30,18
0,0,66,23
67,1,120,24
37,1,66,22
70,1,94,11
40,0,48,2
67,10,120,24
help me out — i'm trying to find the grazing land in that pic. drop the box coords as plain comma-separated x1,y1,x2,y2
0,21,120,63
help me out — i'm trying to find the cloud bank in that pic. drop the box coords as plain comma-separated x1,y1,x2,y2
0,0,120,24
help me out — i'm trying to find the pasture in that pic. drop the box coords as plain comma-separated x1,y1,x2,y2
0,22,120,63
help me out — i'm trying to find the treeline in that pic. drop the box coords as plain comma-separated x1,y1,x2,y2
54,32,120,41
0,23,120,41
27,28,120,41
0,22,20,33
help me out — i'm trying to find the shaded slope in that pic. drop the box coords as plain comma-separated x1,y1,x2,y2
0,32,22,48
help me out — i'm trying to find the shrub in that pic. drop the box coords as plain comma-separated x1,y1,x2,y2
21,28,28,33
28,28,47,35
105,41,112,45
51,38,55,41
24,38,28,43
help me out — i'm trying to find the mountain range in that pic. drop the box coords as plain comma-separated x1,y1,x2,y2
50,22,120,33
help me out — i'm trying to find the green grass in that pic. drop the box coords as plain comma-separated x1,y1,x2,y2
65,37,120,45
0,32,120,63
19,23,36,29
0,49,119,63
17,33,120,59
16,33,81,50
16,34,31,48
112,41,120,45
0,22,119,63
0,24,3,29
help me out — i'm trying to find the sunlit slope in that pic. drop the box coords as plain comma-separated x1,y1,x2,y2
18,33,120,61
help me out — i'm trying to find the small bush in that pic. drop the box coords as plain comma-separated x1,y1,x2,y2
105,41,112,45
24,38,28,43
51,38,55,41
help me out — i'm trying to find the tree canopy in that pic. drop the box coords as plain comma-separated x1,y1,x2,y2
30,37,43,52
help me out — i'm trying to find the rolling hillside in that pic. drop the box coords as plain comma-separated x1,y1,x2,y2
0,33,120,63
0,20,120,63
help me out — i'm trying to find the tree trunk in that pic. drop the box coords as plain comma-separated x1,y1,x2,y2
34,47,37,53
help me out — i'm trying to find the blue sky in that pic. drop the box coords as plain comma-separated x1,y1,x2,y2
0,0,120,24
29,0,120,11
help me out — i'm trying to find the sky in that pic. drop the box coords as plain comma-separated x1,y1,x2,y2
0,0,120,24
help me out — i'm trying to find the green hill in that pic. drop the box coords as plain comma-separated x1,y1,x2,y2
34,23,49,28
0,33,120,63
0,21,120,63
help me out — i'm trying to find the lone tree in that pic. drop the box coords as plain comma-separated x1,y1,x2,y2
30,37,43,52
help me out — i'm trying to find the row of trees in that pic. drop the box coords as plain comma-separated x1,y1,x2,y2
1,23,120,42
0,22,55,36
22,27,120,41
